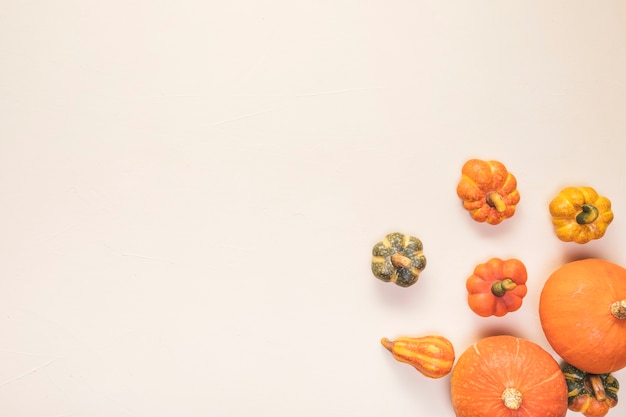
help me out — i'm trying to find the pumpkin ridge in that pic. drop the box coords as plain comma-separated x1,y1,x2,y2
499,172,517,194
472,344,511,389
458,178,485,199
472,342,481,357
522,368,564,393
579,186,599,202
487,161,507,188
460,174,479,189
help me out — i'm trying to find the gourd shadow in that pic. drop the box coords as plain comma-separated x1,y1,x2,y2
380,352,453,410
373,279,425,308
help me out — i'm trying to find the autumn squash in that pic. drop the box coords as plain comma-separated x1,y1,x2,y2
371,232,426,287
549,186,614,244
561,362,619,417
450,335,568,417
456,159,520,225
380,335,454,379
466,258,528,317
539,258,626,374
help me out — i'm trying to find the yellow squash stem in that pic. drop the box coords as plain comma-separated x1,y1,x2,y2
491,278,517,297
610,300,626,320
501,387,523,410
486,191,506,213
576,204,599,225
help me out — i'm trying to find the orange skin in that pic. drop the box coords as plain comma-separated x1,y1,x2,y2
380,335,455,379
450,335,569,417
549,186,613,244
466,258,528,317
456,159,520,225
539,258,626,374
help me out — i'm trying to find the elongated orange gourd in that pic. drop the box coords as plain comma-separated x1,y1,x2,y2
380,335,454,378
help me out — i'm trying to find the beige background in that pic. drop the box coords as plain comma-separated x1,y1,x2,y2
1,1,626,416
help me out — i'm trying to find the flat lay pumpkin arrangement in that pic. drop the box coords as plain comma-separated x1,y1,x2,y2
372,158,622,417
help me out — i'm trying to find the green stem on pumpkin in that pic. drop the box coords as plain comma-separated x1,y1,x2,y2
576,204,599,225
486,191,506,213
491,278,517,297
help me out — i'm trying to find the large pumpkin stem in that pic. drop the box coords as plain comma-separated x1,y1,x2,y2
610,300,626,320
501,387,522,410
587,374,607,402
491,278,517,297
486,191,506,213
391,253,412,269
576,204,599,225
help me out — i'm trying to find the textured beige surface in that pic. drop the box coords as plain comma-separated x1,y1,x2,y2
1,1,626,415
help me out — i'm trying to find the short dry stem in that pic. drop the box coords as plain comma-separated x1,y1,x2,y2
391,253,412,269
610,300,626,320
486,191,506,213
501,387,522,410
587,374,607,402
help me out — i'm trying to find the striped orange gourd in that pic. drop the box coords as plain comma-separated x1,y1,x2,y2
380,335,455,378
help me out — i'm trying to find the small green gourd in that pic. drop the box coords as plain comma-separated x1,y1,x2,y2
371,232,426,287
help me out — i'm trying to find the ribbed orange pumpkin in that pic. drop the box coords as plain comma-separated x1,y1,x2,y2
456,159,520,225
466,258,528,317
539,258,626,374
450,335,568,417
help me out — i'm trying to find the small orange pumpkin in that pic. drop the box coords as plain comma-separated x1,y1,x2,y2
450,335,568,417
549,186,614,244
456,159,520,225
539,258,626,374
466,258,528,317
380,335,454,379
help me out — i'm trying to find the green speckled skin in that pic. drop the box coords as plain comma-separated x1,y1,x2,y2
371,232,426,287
562,362,619,405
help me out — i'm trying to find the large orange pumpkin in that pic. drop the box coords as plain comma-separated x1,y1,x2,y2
450,335,568,417
539,258,626,374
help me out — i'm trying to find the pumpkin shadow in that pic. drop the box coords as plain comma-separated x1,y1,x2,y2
475,324,524,340
463,216,517,240
559,246,605,263
373,279,424,308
